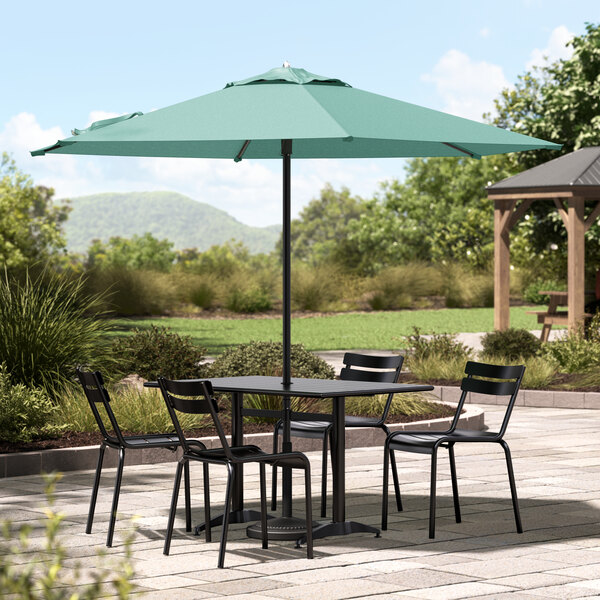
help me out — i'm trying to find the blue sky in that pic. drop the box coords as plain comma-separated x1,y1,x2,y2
1,1,597,226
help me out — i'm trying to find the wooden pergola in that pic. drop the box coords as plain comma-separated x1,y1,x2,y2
487,147,600,332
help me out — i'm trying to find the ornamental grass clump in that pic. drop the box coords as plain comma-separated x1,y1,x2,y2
0,268,112,396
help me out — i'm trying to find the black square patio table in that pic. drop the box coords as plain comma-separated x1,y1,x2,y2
146,376,433,543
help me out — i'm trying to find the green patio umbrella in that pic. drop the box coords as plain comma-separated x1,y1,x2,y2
32,65,561,385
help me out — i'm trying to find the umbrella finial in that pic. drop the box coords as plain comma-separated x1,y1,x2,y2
282,61,291,68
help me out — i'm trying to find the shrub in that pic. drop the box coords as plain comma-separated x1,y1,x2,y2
0,364,66,442
480,328,542,361
225,287,272,313
111,325,208,380
346,393,450,419
441,263,494,308
0,268,112,395
84,266,178,315
406,327,472,362
479,354,556,389
292,264,342,311
209,341,334,420
541,328,600,373
0,473,136,598
523,279,566,305
188,279,216,309
368,264,442,310
408,355,469,383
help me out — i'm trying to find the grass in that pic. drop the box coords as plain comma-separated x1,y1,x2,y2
109,306,551,355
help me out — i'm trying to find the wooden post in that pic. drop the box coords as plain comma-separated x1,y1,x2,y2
567,197,585,333
494,199,513,330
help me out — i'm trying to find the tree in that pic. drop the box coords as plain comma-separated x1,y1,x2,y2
86,232,176,272
278,184,366,265
0,153,70,269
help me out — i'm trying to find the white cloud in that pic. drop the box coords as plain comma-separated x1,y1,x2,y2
1,111,400,227
526,25,574,71
421,49,510,120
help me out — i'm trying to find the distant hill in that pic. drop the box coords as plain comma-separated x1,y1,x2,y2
62,191,281,254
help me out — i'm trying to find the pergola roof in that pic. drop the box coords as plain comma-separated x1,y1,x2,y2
488,146,600,195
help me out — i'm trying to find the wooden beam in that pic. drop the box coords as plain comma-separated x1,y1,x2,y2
553,198,569,228
585,201,600,233
567,197,586,333
507,199,534,231
494,199,512,331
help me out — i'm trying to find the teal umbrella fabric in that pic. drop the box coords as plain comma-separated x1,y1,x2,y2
32,65,561,384
32,66,560,160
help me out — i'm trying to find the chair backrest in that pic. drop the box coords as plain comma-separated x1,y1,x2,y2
451,361,525,438
157,378,232,459
76,367,126,446
340,352,404,423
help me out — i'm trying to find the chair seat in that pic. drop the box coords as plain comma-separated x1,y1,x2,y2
121,433,181,447
388,429,500,454
188,444,308,469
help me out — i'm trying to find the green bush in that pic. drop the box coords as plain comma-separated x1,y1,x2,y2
541,328,600,373
189,280,216,309
209,341,334,420
225,287,272,313
111,325,208,380
0,473,136,598
479,354,556,389
292,264,342,311
408,355,469,383
84,266,178,315
406,327,472,362
523,279,566,304
368,264,442,310
0,268,112,395
441,264,494,308
480,328,542,360
0,364,66,442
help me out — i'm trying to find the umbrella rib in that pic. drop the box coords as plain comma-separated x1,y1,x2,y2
234,140,251,162
443,142,481,160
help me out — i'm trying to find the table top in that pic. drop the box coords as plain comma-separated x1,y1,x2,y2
538,290,568,299
145,375,433,398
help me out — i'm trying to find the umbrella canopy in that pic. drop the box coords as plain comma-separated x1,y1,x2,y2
33,66,559,160
32,65,561,385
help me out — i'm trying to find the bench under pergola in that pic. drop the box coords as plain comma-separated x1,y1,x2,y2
487,146,600,333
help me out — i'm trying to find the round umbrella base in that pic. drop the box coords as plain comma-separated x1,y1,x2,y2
246,517,318,541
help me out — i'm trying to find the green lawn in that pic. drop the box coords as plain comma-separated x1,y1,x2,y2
110,306,549,354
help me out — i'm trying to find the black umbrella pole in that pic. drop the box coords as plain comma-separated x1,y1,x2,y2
282,140,292,387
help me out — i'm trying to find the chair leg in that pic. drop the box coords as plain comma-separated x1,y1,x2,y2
203,462,212,543
107,447,125,548
218,464,234,569
259,463,268,549
184,461,192,533
382,426,402,512
500,440,523,534
304,466,313,559
429,448,438,539
271,425,280,511
448,444,461,524
164,460,184,556
381,443,390,530
86,443,106,535
320,432,329,518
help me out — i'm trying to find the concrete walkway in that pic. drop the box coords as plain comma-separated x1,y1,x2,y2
1,405,600,598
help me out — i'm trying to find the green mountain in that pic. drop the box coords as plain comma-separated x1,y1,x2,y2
62,191,280,254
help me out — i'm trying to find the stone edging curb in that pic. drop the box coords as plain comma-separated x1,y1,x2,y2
431,385,600,410
0,402,483,479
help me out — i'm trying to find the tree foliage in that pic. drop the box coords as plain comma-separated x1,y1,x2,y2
86,232,176,272
0,153,70,268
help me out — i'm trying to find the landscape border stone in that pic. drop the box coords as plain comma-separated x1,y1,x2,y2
0,402,484,479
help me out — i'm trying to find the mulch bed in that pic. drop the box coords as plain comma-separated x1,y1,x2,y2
0,408,455,454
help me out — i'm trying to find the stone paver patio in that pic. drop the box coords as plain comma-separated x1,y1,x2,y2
2,405,600,599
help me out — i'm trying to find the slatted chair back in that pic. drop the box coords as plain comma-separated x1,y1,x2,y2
340,353,404,422
76,368,127,446
158,378,231,458
452,361,525,438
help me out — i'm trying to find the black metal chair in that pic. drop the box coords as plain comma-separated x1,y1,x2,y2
76,368,205,547
158,377,314,568
271,352,404,517
381,360,525,539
